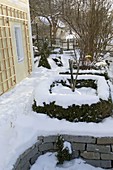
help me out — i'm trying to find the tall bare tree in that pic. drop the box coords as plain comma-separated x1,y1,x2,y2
29,0,63,44
61,0,113,63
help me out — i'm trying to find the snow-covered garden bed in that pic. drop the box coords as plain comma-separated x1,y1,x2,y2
30,152,104,170
33,73,113,122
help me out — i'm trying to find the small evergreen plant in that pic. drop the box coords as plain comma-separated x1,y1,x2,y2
56,135,72,164
38,38,51,69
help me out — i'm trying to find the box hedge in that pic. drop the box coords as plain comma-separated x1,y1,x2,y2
32,75,112,123
32,99,113,123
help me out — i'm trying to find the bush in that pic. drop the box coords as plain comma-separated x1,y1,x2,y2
49,79,97,93
59,72,109,80
38,54,51,69
73,65,99,70
52,56,63,67
32,99,113,123
56,135,72,164
38,39,51,69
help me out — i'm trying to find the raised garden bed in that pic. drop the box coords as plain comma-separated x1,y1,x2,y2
32,74,113,123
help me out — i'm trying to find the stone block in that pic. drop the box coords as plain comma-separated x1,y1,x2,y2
72,143,85,151
43,135,58,143
111,145,113,152
19,158,27,168
85,159,111,168
97,137,113,144
29,146,39,158
12,165,16,170
72,150,79,158
14,165,21,170
80,151,100,160
20,161,31,170
63,135,96,143
38,142,54,152
14,161,30,170
53,143,57,150
101,153,113,160
20,146,33,160
22,146,39,163
30,152,42,165
87,144,111,153
35,141,42,148
37,136,44,142
100,160,112,168
13,157,21,169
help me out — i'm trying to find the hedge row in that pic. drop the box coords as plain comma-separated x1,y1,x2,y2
73,65,99,70
59,72,109,80
32,99,113,123
49,79,97,93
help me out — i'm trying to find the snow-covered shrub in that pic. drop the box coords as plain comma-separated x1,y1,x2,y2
59,71,109,80
49,79,97,94
56,135,72,164
95,60,107,69
52,56,63,67
73,65,98,70
38,39,51,69
38,54,51,69
32,99,113,123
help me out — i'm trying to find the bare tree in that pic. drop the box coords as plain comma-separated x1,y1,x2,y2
61,0,113,63
69,57,81,92
29,0,63,45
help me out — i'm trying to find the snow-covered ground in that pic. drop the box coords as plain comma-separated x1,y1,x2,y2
0,52,113,170
31,152,103,170
34,74,109,107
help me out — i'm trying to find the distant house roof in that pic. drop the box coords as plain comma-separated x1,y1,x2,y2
39,16,65,28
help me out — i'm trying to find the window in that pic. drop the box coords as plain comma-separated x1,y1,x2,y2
14,25,24,62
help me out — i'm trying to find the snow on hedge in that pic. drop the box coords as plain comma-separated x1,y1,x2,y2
73,69,106,74
35,74,109,108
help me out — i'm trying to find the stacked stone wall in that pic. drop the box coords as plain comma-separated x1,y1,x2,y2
12,135,113,170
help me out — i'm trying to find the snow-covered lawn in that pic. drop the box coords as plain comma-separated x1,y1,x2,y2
0,52,113,170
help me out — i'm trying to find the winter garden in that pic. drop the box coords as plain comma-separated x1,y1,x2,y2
1,47,113,170
30,0,113,162
16,1,113,169
1,0,113,169
30,41,113,170
33,38,113,123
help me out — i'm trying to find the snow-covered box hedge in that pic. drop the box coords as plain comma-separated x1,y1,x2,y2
32,74,113,122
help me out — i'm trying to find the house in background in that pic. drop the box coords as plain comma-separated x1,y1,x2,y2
0,0,33,95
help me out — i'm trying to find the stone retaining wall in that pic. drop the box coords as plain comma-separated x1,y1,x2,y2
12,135,113,170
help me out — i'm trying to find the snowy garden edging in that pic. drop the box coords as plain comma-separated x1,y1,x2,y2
12,135,113,170
35,74,110,107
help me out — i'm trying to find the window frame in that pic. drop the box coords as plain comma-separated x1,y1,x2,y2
14,25,24,62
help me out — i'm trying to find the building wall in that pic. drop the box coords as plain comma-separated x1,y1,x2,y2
0,0,33,95
0,0,29,11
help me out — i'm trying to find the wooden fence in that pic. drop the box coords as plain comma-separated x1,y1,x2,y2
36,38,78,50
